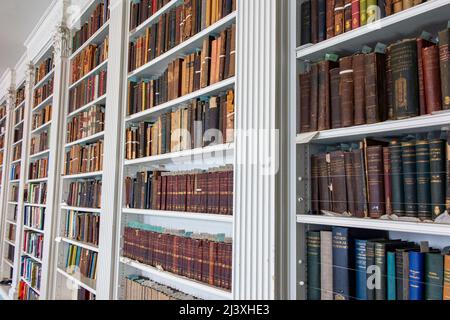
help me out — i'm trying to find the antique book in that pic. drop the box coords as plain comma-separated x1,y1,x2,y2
351,0,360,29
390,140,404,216
340,56,354,127
317,153,332,212
360,0,367,26
355,239,368,300
344,0,352,32
417,38,434,115
301,0,312,45
366,145,385,218
307,231,321,300
317,61,332,131
326,0,335,39
422,45,442,114
310,64,319,131
320,231,333,300
409,251,424,300
353,54,366,125
383,147,393,215
353,148,368,218
402,141,418,218
311,155,320,215
311,0,319,44
425,251,444,300
318,0,326,41
444,252,450,300
430,139,446,220
330,150,348,213
415,140,431,221
334,0,345,36
344,152,356,215
365,52,387,124
332,227,352,300
386,46,394,119
439,28,450,110
330,67,342,129
299,71,312,133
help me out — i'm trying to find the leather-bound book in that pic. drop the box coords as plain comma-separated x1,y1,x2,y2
385,47,394,119
301,0,312,45
360,0,367,26
392,0,402,13
318,153,332,212
402,0,413,10
401,141,418,218
429,139,446,220
415,140,431,221
311,155,320,215
344,0,352,32
416,38,434,115
228,24,236,78
383,147,392,215
310,64,319,131
439,28,450,110
423,45,442,114
425,251,444,300
390,140,404,216
355,239,367,300
311,0,318,44
326,0,335,39
390,39,419,120
444,252,450,300
318,0,326,42
334,0,345,36
330,150,348,213
385,0,392,15
351,0,360,29
318,61,332,131
340,56,354,127
365,52,387,124
353,54,366,125
299,71,312,133
366,145,385,218
329,67,342,129
344,152,356,215
306,231,321,300
353,148,368,218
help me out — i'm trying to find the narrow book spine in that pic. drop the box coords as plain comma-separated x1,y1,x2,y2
390,141,404,216
402,142,418,218
409,251,424,300
430,139,446,220
415,140,431,221
330,68,342,129
383,147,393,216
353,54,366,125
332,227,351,300
355,239,367,300
299,71,312,133
425,252,444,300
330,151,348,214
307,231,321,300
320,231,333,300
366,145,385,218
423,45,442,114
439,29,450,110
351,0,360,29
340,56,354,127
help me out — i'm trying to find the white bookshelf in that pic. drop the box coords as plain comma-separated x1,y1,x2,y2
291,0,450,300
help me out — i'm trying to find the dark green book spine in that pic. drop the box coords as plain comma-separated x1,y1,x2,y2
415,141,431,220
307,231,321,300
401,142,418,218
390,140,404,216
425,252,444,300
430,139,446,220
375,242,387,300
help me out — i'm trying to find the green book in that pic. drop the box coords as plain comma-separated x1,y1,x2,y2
430,139,446,220
425,251,444,300
307,231,321,300
360,0,367,26
387,252,396,300
416,141,431,220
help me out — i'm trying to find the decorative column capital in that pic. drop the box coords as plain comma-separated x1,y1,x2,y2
25,62,35,88
6,86,16,109
53,23,71,58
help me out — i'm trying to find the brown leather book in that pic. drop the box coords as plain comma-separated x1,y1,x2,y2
330,68,341,129
201,37,212,88
334,0,345,36
385,47,394,120
417,38,434,115
344,152,356,215
392,0,402,13
339,56,354,127
317,153,332,212
365,145,385,218
353,54,366,125
402,0,413,10
383,147,393,215
311,155,320,215
365,52,387,124
228,24,236,78
330,151,348,214
422,45,442,114
344,0,352,32
299,71,312,133
310,64,319,131
439,29,450,110
318,61,332,131
326,0,335,39
311,0,319,44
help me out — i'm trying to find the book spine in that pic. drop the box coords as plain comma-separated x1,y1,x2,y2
353,149,368,218
387,252,396,300
334,0,345,36
344,0,352,32
374,242,386,300
310,64,319,132
390,141,404,216
317,61,331,131
320,231,333,300
311,0,318,44
402,141,418,218
439,29,450,110
366,241,375,300
301,1,312,45
318,0,326,42
383,147,392,216
332,227,351,300
416,39,433,115
444,254,450,300
339,56,354,127
344,152,356,215
311,155,320,215
299,71,312,133
415,140,431,221
409,251,424,300
351,0,360,29
355,239,367,300
307,231,321,300
359,0,367,26
430,139,446,220
366,145,385,218
330,68,342,129
425,252,444,300
330,151,348,213
326,0,335,39
353,54,366,125
318,153,332,212
423,45,443,114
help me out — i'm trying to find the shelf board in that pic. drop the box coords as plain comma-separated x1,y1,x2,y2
0,285,10,300
56,268,97,295
61,171,103,180
33,69,55,90
15,100,25,111
4,240,15,247
8,201,18,205
28,177,48,184
124,143,234,167
70,21,110,60
20,277,41,296
69,59,108,90
296,215,450,236
24,203,46,208
9,180,20,184
11,139,22,147
120,257,232,300
10,158,21,166
58,237,99,253
66,94,107,120
14,119,24,128
60,205,101,214
32,94,53,112
296,1,450,61
296,111,450,144
23,225,45,234
126,77,235,123
30,121,52,135
129,0,182,40
29,149,50,160
22,252,43,264
65,131,104,149
128,12,236,79
123,208,234,223
3,258,14,269
6,220,16,226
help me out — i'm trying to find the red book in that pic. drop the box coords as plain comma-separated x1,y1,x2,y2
351,0,360,29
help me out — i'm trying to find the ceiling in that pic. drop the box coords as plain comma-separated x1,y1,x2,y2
0,0,54,76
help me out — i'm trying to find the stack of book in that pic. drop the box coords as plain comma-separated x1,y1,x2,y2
20,256,41,291
124,276,200,300
63,140,104,175
65,244,98,280
14,105,24,126
10,163,21,180
66,180,102,209
129,0,170,30
24,207,45,231
18,281,39,300
306,227,450,300
26,183,47,205
30,132,49,155
28,158,48,180
16,87,25,106
23,231,44,260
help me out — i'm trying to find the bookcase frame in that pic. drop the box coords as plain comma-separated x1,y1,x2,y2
290,0,450,300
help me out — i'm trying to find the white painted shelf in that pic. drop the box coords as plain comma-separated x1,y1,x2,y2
20,277,41,296
28,177,48,184
65,131,104,149
4,240,15,247
12,139,22,147
3,258,14,269
22,252,43,264
60,205,101,214
23,225,45,234
123,208,234,223
24,203,46,208
33,69,54,90
120,257,232,300
61,171,103,180
14,100,25,111
70,21,110,60
6,220,16,226
58,237,99,253
56,268,97,295
29,149,50,160
32,94,53,112
14,119,24,128
66,94,107,119
30,121,52,135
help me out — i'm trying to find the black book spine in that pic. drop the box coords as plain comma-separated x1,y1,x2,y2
415,141,431,221
401,142,418,218
430,139,446,220
300,1,312,45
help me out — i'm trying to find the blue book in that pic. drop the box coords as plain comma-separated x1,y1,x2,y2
355,239,367,300
387,252,396,300
317,0,326,42
409,251,424,300
332,227,351,300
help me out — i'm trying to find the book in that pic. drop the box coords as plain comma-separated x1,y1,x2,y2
307,231,321,300
355,239,367,300
416,140,431,220
439,28,450,110
330,151,347,213
422,44,442,114
430,139,446,220
320,231,333,300
353,54,366,125
409,251,424,300
366,145,385,218
444,250,450,300
387,251,396,300
340,56,354,127
417,38,435,115
301,1,312,45
425,251,444,300
402,141,418,218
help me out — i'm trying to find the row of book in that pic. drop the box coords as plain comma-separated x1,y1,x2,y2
65,244,98,280
63,140,104,176
126,90,235,160
20,256,41,291
16,87,25,106
10,163,21,180
128,25,235,114
300,0,423,45
71,37,109,84
35,56,54,85
64,211,100,247
33,77,53,108
71,0,110,53
23,231,43,261
7,224,15,242
68,70,107,113
78,287,95,300
123,222,232,290
66,180,102,209
30,131,49,156
6,243,14,262
129,0,170,31
24,206,45,231
66,105,105,143
298,27,450,133
124,167,234,215
11,185,19,203
124,276,199,300
12,144,21,163
13,125,23,143
306,227,450,300
31,104,52,131
311,134,450,220
18,281,39,300
28,158,48,180
14,105,24,126
25,182,47,205
128,0,235,71
0,103,6,119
